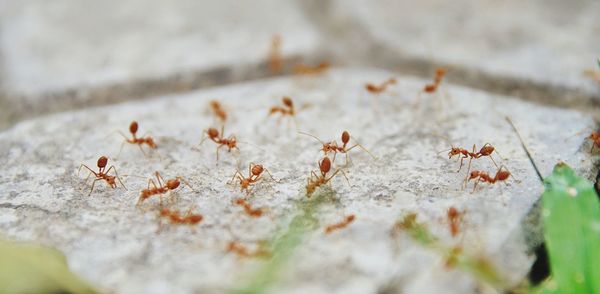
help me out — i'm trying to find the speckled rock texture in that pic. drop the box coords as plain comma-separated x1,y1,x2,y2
0,69,595,293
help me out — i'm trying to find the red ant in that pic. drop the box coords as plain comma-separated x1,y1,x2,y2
365,78,396,94
269,96,296,118
199,126,239,161
268,35,283,74
116,121,157,158
467,166,512,192
209,100,227,123
294,61,330,75
226,241,270,259
78,156,126,196
299,130,376,165
423,67,447,93
233,199,264,218
159,207,203,225
228,163,275,194
137,171,193,206
441,143,501,178
305,157,349,197
446,207,465,238
324,215,356,234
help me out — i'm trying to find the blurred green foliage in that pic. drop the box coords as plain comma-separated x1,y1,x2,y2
536,163,600,294
0,239,97,294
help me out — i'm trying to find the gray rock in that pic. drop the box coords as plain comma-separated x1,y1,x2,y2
313,0,600,116
0,69,595,293
0,0,323,127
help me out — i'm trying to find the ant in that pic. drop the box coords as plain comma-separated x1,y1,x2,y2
228,163,275,194
116,121,157,158
467,166,512,192
78,156,126,196
305,157,349,197
446,207,465,238
137,171,193,206
159,207,203,225
226,241,270,259
442,143,501,180
209,100,227,123
294,61,330,75
269,96,296,118
299,130,376,165
233,199,264,218
324,215,356,234
365,78,396,94
423,67,447,94
268,34,283,74
199,126,239,161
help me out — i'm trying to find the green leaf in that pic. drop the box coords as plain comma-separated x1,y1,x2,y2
540,163,600,294
0,239,98,294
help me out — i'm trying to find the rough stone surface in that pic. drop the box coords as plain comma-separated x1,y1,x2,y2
0,69,595,293
0,0,322,126
320,0,600,113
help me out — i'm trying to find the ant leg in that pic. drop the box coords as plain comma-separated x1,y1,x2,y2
155,171,165,188
137,144,149,157
177,176,195,191
488,155,499,169
78,164,96,178
115,139,129,160
328,169,351,186
106,166,127,190
88,179,102,196
462,157,474,186
471,179,480,193
456,156,466,173
148,179,158,190
347,143,377,160
263,168,276,182
215,144,226,162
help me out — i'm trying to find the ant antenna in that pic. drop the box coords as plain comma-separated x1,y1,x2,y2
297,131,326,144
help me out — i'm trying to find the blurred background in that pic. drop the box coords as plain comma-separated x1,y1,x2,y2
0,0,598,126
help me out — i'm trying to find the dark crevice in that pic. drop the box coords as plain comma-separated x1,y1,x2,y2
528,243,550,285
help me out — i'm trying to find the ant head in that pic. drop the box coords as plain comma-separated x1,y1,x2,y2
497,169,511,181
341,131,350,145
106,176,116,187
468,171,480,180
480,145,495,156
207,128,219,138
166,179,181,190
447,207,459,218
282,97,293,108
210,100,220,108
347,215,356,222
228,137,237,147
319,157,332,174
129,121,138,134
251,164,264,176
448,148,461,159
97,156,109,169
435,67,447,76
589,131,600,140
234,198,245,205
